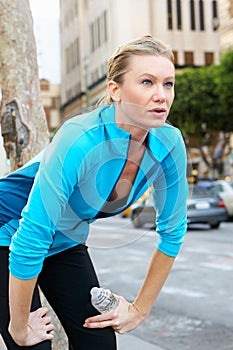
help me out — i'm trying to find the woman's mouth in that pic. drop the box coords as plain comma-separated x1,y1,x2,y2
148,107,167,116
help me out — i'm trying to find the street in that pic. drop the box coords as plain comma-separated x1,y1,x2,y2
88,217,233,350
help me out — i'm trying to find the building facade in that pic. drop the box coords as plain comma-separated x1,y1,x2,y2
60,0,221,118
40,79,61,135
219,0,233,51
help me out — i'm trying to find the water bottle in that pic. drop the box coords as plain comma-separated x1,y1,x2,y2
90,287,119,313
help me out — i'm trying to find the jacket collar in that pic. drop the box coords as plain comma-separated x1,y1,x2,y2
100,103,175,162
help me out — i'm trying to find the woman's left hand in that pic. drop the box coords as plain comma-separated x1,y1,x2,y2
83,295,146,334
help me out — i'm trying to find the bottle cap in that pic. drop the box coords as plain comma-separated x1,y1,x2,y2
91,287,100,298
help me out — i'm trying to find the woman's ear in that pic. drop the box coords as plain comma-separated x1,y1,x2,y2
107,80,121,102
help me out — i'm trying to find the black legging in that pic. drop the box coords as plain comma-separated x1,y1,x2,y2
0,245,116,350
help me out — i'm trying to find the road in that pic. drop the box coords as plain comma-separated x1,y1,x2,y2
88,217,233,350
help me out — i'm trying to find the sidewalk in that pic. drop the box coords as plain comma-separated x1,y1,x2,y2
117,333,166,350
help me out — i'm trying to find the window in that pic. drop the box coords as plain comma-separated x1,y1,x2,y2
90,11,108,53
230,0,233,17
103,10,108,42
76,38,80,66
65,38,80,74
205,52,214,65
167,0,173,29
66,48,70,73
90,23,94,53
173,51,178,65
184,51,194,66
190,0,196,30
212,0,219,30
52,97,59,109
176,0,182,30
97,17,101,47
101,63,106,76
84,0,89,11
75,82,81,96
212,0,218,18
199,0,205,31
75,1,78,16
91,68,99,84
40,80,49,91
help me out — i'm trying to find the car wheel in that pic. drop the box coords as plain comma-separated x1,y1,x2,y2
132,212,142,228
210,222,220,229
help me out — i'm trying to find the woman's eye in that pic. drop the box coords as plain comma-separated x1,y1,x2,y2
165,81,174,88
142,79,152,86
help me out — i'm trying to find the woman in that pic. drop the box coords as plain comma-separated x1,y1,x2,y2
0,35,188,349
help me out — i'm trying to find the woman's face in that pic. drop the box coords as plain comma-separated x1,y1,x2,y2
109,55,175,131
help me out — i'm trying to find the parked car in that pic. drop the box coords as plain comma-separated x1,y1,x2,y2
187,184,229,228
130,191,156,228
130,184,228,229
206,180,233,219
121,187,151,218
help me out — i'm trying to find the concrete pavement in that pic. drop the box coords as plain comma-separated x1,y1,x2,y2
117,333,166,350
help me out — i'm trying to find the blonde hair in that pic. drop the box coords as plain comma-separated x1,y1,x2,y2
98,35,174,105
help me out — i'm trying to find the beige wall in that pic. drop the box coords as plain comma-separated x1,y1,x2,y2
40,79,61,131
219,0,233,51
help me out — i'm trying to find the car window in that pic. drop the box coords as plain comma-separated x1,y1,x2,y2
192,185,217,197
212,184,223,192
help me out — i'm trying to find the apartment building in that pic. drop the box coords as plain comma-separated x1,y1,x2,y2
219,0,233,51
60,0,221,118
40,79,61,135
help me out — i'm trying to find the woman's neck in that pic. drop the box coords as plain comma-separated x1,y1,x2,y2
115,103,148,145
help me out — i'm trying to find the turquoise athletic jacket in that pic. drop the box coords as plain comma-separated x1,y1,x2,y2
1,104,188,279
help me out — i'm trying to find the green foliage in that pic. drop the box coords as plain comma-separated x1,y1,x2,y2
169,50,233,137
215,50,233,131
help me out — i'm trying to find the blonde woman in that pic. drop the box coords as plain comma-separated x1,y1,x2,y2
0,35,188,349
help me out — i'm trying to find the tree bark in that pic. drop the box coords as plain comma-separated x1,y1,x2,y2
0,1,68,348
0,0,49,170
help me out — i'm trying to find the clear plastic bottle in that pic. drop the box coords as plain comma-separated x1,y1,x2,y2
90,287,119,313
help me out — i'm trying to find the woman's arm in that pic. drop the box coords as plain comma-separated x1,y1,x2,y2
8,274,54,346
84,129,187,333
8,124,88,344
132,249,174,318
84,248,174,333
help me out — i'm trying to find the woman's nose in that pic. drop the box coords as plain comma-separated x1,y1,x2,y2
152,86,166,102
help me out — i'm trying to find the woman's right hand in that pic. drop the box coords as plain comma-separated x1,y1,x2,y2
9,306,54,346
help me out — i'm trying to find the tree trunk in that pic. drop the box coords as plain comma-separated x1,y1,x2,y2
0,1,68,348
0,0,49,170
